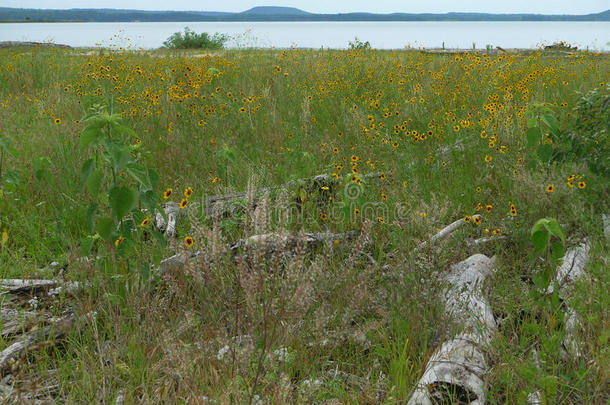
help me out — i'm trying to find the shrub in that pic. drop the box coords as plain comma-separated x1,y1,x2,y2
163,27,229,50
348,37,371,50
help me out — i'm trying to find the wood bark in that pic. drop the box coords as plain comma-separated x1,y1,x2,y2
154,171,386,236
158,230,355,275
0,314,75,375
408,254,496,405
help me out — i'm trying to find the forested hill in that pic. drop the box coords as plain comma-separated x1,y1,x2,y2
1,6,609,22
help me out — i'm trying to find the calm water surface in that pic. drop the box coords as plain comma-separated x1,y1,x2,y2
1,21,608,50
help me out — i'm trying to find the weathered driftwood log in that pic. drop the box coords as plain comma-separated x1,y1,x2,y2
0,314,75,375
550,242,590,357
0,279,84,298
1,309,40,338
0,279,58,295
418,215,481,250
408,254,496,405
154,202,180,237
158,231,355,276
154,171,386,236
527,241,590,403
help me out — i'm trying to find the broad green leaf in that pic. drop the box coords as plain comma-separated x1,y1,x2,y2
112,123,137,138
542,114,560,136
96,216,114,240
526,116,537,128
126,163,151,189
536,144,554,163
109,186,138,221
80,127,103,150
551,241,566,261
544,218,566,245
531,230,550,251
104,140,131,172
140,189,160,215
531,218,550,235
80,236,96,256
86,203,98,233
526,127,541,149
80,158,95,189
148,168,160,189
86,170,104,197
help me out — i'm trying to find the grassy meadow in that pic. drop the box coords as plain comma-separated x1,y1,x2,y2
0,44,608,403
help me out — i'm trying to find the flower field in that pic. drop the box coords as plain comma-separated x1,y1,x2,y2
0,45,608,403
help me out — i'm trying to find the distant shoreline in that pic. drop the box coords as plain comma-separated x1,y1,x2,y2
0,7,608,23
1,41,607,55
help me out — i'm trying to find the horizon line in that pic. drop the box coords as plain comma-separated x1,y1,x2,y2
1,6,609,16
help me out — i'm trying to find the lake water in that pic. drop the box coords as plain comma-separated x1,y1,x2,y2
1,21,609,50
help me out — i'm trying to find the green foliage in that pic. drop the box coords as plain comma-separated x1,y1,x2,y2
530,217,565,266
526,87,609,178
163,27,229,50
348,37,371,50
79,103,163,255
559,85,610,176
525,103,561,169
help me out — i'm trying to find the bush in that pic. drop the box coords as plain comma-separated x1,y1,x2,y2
348,37,371,50
557,85,609,177
163,27,229,50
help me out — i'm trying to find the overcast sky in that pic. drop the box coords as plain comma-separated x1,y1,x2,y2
1,0,608,14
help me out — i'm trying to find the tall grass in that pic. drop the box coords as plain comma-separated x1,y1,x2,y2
0,45,608,403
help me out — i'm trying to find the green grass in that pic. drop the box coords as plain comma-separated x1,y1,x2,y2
0,45,608,403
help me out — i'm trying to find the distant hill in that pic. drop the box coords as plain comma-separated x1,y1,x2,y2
241,6,311,15
0,6,608,22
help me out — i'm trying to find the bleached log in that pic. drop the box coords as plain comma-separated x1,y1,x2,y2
0,279,85,298
603,214,610,240
408,254,496,405
154,202,180,237
229,231,355,256
418,215,481,249
154,171,386,236
551,241,590,357
546,241,590,296
0,314,75,375
0,279,57,295
524,242,591,402
1,309,40,338
157,231,355,276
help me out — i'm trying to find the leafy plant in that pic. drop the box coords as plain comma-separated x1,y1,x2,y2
163,27,229,50
79,104,163,256
530,217,566,269
348,37,371,51
525,103,561,169
526,87,609,178
560,85,610,176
